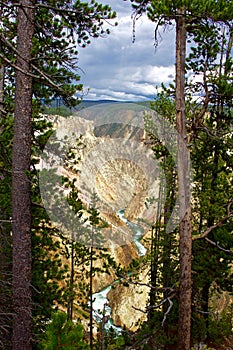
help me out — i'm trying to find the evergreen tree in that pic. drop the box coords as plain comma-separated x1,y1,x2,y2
188,20,233,343
0,1,116,348
145,93,179,346
11,3,35,348
126,1,233,348
42,311,89,350
0,114,13,349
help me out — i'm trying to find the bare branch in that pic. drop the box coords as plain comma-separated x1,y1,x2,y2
132,295,175,328
196,308,218,320
146,293,176,312
193,201,233,241
205,237,233,253
0,106,7,115
30,284,41,294
132,305,147,314
116,273,176,293
31,63,68,94
162,298,173,327
31,201,45,209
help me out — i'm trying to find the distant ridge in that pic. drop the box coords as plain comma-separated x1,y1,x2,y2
43,99,151,116
77,99,119,109
77,99,151,109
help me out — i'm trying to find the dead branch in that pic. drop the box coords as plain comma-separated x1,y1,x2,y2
162,298,173,327
30,284,41,294
193,201,233,241
196,308,218,320
31,202,45,209
204,237,233,253
116,273,177,293
132,295,175,327
132,305,147,314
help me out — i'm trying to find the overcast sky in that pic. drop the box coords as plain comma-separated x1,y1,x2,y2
78,0,176,101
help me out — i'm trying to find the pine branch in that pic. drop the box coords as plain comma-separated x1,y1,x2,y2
35,2,111,17
0,53,38,79
0,33,78,96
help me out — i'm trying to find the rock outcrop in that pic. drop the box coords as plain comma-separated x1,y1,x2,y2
108,265,150,331
40,105,159,331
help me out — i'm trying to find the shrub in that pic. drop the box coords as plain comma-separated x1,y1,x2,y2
42,311,89,349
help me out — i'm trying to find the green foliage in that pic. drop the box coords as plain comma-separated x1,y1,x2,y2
94,327,126,349
0,113,13,349
189,21,233,327
0,0,117,348
42,311,89,349
0,1,116,108
42,106,73,117
130,0,233,23
127,4,233,346
191,346,213,350
30,0,116,107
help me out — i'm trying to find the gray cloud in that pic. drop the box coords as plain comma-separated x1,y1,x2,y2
79,0,176,101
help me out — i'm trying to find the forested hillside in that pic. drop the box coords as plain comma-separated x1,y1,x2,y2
0,1,232,350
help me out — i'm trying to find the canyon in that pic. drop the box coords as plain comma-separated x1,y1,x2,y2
40,103,161,332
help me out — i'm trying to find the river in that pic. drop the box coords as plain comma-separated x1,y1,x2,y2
92,209,147,333
117,209,147,256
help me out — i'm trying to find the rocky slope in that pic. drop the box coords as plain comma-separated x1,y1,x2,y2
41,105,159,331
108,265,150,331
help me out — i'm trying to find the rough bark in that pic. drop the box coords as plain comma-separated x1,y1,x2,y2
148,224,160,321
0,3,5,118
67,236,75,321
0,223,12,350
176,13,192,350
12,1,34,349
0,66,4,108
89,243,94,350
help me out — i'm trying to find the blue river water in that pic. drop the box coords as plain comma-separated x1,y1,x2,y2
92,209,147,332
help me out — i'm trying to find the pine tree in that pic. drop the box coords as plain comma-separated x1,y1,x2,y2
188,20,233,342
42,311,89,349
127,1,233,348
12,2,35,348
0,1,116,348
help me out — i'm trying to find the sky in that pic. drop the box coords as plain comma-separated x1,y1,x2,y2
78,0,176,102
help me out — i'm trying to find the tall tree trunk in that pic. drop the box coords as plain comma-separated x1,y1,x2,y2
89,243,94,350
148,223,160,321
176,13,192,350
162,159,176,339
0,2,5,118
68,236,75,321
0,29,11,347
12,1,34,349
0,66,4,111
0,222,12,350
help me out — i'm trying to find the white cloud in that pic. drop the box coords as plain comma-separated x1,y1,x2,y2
78,0,176,101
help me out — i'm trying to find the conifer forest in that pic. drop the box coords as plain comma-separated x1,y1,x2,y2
0,1,232,349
